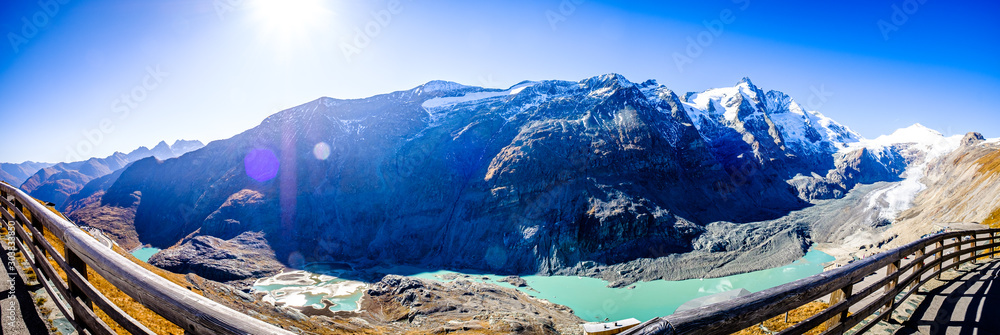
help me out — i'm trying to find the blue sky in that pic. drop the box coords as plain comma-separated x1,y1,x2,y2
1,0,998,163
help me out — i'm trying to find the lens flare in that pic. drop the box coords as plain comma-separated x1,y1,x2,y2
244,148,280,182
313,142,331,160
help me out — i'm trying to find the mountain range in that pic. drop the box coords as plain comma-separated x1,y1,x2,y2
16,140,204,209
0,161,54,187
33,74,994,284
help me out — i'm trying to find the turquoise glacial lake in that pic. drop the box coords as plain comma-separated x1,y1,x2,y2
131,247,161,262
243,249,833,322
410,249,834,322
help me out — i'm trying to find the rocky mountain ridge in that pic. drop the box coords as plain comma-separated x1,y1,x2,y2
64,74,968,284
0,161,53,187
19,140,204,209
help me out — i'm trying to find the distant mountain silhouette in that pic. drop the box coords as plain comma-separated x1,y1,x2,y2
20,140,204,208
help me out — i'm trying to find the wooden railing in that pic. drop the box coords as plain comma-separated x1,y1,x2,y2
623,227,1000,335
0,182,292,335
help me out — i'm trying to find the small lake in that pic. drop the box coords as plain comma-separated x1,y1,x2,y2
410,249,834,322
131,247,161,262
252,270,367,315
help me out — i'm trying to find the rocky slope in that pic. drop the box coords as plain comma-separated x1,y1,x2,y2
361,275,584,334
73,74,920,284
149,231,284,285
20,140,204,208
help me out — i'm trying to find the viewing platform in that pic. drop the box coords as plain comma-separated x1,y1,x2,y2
622,228,1000,335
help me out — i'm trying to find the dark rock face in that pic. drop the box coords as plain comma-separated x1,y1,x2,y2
148,231,283,283
961,132,986,147
20,140,204,209
790,146,909,200
62,166,129,214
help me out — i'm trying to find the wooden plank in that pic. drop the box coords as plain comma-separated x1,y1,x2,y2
64,267,157,335
786,258,920,335
67,294,116,335
0,183,292,335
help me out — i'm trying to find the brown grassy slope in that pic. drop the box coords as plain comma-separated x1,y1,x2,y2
984,206,1000,229
732,302,830,335
977,149,1000,178
64,191,142,250
976,150,1000,229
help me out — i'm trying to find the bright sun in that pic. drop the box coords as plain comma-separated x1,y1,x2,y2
250,0,330,39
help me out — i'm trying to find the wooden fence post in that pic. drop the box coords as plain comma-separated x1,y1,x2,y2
955,237,962,264
935,240,944,279
910,249,925,291
28,208,49,273
824,284,853,333
972,233,980,264
993,231,998,259
66,247,92,310
881,260,901,319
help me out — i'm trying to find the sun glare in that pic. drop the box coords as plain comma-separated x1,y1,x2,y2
251,0,330,39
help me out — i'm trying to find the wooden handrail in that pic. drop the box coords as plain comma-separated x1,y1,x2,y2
0,182,292,335
622,228,1000,335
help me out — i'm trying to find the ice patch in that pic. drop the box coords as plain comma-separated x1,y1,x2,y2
421,82,539,109
522,225,540,240
866,164,928,221
254,270,366,311
422,91,509,109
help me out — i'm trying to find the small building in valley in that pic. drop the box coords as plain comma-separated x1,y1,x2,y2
582,318,641,335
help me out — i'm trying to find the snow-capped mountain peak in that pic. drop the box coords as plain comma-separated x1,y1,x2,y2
416,80,470,94
681,78,860,158
850,123,962,159
735,77,763,102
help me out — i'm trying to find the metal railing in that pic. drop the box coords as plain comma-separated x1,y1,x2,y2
623,228,1000,335
0,182,292,335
